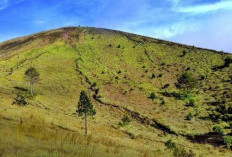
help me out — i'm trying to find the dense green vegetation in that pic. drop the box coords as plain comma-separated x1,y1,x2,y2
0,27,232,156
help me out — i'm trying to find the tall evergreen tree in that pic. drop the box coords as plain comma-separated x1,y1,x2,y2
77,90,96,135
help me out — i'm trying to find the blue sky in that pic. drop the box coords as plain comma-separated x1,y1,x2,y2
0,0,232,52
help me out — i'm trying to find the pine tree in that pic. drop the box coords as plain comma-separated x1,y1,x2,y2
76,90,96,135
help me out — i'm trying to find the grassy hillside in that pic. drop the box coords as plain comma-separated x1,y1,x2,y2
0,27,232,157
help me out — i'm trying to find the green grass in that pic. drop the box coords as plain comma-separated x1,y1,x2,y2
0,27,232,156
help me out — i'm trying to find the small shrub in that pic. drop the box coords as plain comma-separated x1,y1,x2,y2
117,70,122,74
209,111,223,121
160,98,165,105
183,50,187,55
223,136,232,149
91,82,97,88
224,57,232,67
165,139,196,157
161,62,166,66
165,139,176,149
12,93,27,106
199,75,205,80
186,112,194,120
151,73,155,79
186,100,196,107
117,45,121,48
149,93,157,101
122,115,130,124
162,84,170,89
158,74,163,78
119,115,130,127
173,147,196,157
212,57,232,70
213,125,224,135
161,91,189,100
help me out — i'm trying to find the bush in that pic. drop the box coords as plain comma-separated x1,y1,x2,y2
213,125,224,135
186,112,194,120
223,136,232,149
151,73,155,79
161,91,189,100
117,70,122,74
173,147,196,157
122,115,130,124
165,139,196,157
91,82,97,88
224,57,232,67
162,84,170,89
165,139,176,149
158,74,163,78
119,115,130,127
209,111,222,121
212,57,232,70
186,100,196,107
161,62,166,66
176,72,198,91
149,93,157,101
160,98,165,105
12,93,27,106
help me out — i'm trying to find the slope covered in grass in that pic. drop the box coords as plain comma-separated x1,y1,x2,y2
0,27,232,157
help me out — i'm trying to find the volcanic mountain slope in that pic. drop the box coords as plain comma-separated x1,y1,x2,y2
0,27,232,157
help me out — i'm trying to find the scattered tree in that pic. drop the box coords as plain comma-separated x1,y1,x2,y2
25,67,40,96
76,90,96,135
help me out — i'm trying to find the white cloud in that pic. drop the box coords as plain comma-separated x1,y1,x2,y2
169,11,232,52
176,0,232,14
0,0,27,11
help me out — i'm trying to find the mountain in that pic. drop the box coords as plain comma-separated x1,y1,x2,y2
0,27,232,157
